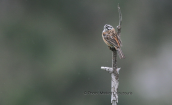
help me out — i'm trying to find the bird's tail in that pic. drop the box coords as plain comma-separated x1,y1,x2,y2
117,48,125,59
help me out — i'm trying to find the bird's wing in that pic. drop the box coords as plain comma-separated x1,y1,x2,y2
116,35,122,46
103,33,121,48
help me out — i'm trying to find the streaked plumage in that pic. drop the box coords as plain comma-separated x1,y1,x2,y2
102,24,125,59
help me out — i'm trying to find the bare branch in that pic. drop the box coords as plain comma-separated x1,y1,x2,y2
118,3,122,26
117,4,122,36
101,66,113,73
101,4,123,105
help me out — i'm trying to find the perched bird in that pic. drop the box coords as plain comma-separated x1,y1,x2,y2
102,24,125,59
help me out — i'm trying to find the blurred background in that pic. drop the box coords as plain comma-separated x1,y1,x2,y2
0,0,172,105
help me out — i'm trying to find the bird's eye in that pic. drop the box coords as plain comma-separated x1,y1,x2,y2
106,26,111,30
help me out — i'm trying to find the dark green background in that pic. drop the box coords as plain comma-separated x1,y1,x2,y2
0,0,172,105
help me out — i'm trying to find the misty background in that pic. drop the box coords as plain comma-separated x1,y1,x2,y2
0,0,172,105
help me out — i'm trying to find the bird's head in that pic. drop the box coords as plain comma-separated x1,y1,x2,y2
103,24,114,32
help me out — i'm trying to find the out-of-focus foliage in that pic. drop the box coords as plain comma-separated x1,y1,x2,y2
0,0,172,105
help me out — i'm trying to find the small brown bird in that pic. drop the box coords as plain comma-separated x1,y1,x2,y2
102,24,125,59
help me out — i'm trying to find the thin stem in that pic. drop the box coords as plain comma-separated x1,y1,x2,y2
118,3,122,26
117,4,122,36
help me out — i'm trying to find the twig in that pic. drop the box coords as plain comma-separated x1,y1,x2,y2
117,3,122,36
101,4,122,105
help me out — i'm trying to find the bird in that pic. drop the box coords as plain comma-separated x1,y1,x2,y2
102,24,125,59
